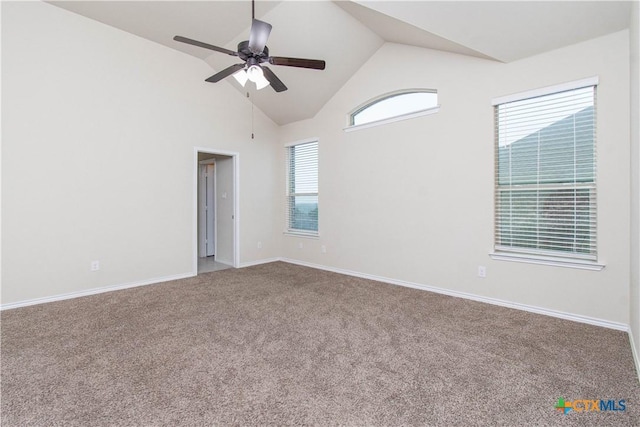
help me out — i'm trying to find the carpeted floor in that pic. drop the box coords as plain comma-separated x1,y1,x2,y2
1,261,639,426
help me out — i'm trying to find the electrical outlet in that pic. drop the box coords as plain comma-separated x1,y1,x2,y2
321,245,327,253
91,260,100,271
298,242,303,249
478,266,486,278
257,241,262,249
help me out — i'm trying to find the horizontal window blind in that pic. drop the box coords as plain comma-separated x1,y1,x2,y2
495,85,596,260
286,141,318,233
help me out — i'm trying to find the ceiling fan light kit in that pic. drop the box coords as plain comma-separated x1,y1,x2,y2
247,64,263,82
232,69,249,86
255,74,270,90
173,1,325,93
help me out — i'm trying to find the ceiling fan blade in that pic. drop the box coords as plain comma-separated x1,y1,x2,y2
262,67,287,92
173,36,238,56
205,64,246,83
248,19,272,54
269,57,326,70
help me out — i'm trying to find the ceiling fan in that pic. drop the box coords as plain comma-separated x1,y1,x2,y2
173,0,326,93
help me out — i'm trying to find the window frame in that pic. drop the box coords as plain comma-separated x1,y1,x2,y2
284,138,319,238
490,77,604,271
344,89,439,132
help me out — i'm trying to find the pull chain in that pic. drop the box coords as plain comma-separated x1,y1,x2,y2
247,91,254,140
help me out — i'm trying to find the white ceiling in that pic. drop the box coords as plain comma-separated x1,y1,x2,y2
354,1,632,63
48,1,631,125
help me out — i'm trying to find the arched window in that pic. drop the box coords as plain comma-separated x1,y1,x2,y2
347,89,439,130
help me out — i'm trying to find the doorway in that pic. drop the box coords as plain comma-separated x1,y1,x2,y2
198,160,216,258
194,149,239,274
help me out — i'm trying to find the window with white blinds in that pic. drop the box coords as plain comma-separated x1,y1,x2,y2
494,81,597,262
286,140,318,235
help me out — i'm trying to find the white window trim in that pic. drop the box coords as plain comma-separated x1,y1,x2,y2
284,137,319,148
491,76,602,270
283,230,320,239
284,138,319,237
491,76,599,106
489,252,605,271
344,88,439,132
344,106,440,132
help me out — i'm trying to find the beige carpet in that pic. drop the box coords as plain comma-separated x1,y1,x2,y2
2,261,639,426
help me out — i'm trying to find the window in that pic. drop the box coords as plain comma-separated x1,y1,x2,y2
346,89,439,131
493,79,599,267
286,140,318,235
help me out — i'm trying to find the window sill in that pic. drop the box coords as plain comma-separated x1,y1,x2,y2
284,231,319,239
489,252,605,271
343,106,440,133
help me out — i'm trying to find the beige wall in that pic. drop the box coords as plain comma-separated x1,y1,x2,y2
1,2,281,304
630,0,640,370
280,32,631,325
1,1,635,336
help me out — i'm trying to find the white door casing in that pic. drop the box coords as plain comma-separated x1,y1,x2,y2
198,162,215,257
193,148,239,274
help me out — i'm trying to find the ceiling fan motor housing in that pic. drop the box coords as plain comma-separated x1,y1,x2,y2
238,40,269,63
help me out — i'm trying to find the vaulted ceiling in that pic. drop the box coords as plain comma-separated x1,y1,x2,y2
49,1,631,125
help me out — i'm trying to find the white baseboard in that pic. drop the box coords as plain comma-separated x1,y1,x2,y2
1,257,281,310
2,257,631,336
629,331,640,382
214,258,234,267
0,272,195,311
239,257,281,268
214,259,235,268
280,258,629,332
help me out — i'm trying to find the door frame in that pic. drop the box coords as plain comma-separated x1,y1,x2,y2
198,160,216,258
193,147,240,274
